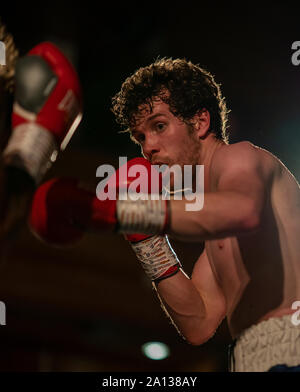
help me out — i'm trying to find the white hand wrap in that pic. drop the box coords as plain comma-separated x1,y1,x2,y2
130,234,180,281
117,197,168,235
3,120,58,183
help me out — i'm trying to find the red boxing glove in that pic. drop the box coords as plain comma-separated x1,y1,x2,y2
29,157,167,246
3,42,82,183
116,157,159,244
29,177,116,246
116,159,180,283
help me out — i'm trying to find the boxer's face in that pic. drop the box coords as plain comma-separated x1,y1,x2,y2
131,100,201,169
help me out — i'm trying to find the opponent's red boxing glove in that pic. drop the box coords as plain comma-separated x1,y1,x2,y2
29,177,116,245
3,41,82,183
29,157,167,246
0,41,82,247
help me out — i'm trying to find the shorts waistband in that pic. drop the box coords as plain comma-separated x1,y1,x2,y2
229,315,300,372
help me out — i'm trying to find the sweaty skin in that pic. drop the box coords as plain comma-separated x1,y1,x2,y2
132,99,300,343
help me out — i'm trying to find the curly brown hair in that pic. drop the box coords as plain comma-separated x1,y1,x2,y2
111,57,230,143
0,20,19,149
0,19,19,93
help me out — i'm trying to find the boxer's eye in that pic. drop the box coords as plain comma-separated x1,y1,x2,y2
156,122,166,131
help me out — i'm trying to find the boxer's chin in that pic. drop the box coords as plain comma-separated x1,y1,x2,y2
162,171,183,195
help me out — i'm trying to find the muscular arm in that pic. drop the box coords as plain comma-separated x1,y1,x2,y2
168,142,270,241
154,247,226,345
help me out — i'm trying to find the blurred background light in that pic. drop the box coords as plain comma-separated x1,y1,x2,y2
141,341,170,360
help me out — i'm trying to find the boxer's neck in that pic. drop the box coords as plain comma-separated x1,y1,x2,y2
200,136,225,191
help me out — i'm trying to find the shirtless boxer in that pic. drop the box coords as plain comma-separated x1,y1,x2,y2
110,58,300,372
29,58,300,371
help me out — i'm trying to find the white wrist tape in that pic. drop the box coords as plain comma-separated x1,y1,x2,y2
131,234,180,281
116,197,167,235
3,122,58,183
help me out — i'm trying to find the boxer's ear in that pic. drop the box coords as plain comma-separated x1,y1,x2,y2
192,109,210,139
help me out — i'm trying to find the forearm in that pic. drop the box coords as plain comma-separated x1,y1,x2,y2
127,232,214,344
154,270,212,345
168,191,260,242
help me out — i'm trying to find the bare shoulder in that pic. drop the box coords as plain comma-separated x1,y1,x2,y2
214,141,266,163
212,141,277,181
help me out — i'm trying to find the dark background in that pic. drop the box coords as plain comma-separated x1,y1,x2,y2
0,2,299,372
